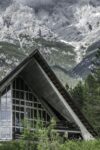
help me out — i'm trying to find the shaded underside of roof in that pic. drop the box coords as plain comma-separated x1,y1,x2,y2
0,50,98,137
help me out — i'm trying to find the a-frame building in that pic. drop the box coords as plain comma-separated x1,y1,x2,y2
0,50,97,141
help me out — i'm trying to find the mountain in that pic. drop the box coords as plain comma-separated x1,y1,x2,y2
70,40,100,79
0,39,76,86
0,0,100,86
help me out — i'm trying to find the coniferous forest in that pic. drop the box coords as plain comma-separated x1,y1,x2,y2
70,49,100,135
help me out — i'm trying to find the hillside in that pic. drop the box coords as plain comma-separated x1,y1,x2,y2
0,0,100,84
0,39,77,87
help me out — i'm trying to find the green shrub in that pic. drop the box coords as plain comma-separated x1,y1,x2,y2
0,119,100,150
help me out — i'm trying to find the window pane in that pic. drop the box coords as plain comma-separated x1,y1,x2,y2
0,86,12,140
12,77,51,136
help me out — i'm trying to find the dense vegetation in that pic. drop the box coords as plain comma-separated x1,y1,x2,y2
70,49,100,135
1,140,100,150
0,119,100,150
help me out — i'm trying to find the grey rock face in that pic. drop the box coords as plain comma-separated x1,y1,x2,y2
0,0,100,83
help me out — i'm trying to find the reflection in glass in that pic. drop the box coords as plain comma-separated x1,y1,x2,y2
0,77,51,140
12,77,51,137
0,86,12,140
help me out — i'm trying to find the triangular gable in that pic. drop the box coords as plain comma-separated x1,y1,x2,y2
0,50,98,140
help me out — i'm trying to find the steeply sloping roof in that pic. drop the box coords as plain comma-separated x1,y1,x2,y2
0,49,98,138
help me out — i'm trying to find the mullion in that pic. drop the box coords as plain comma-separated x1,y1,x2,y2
12,77,51,134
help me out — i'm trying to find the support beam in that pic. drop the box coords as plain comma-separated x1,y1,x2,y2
36,61,94,140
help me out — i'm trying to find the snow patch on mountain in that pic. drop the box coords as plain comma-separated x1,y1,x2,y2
61,3,100,63
0,0,100,70
0,3,58,47
1,1,100,62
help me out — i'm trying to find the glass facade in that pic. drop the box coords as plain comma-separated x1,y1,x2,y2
12,77,51,137
0,86,12,140
0,76,51,140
